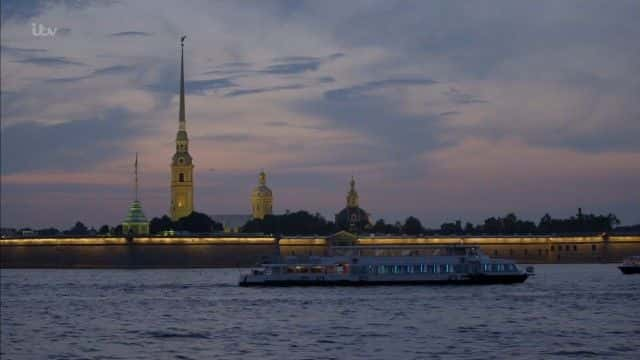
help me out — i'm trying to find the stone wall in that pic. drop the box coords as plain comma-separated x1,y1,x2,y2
0,237,277,268
1,234,639,268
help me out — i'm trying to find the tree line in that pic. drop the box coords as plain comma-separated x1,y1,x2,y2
3,209,629,237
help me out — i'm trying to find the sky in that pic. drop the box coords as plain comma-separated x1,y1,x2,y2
1,0,639,229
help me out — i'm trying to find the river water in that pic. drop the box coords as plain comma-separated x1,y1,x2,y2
1,265,638,359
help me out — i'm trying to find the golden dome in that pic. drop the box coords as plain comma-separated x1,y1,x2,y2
252,171,272,197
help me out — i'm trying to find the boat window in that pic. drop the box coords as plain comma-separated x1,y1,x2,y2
439,264,448,273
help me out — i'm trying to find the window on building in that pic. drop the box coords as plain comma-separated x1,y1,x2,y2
573,245,577,251
524,249,528,255
494,250,498,256
592,244,597,251
179,173,184,182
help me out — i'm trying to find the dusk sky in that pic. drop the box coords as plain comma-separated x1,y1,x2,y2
1,0,639,229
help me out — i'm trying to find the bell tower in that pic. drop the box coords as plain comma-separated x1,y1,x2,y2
251,170,273,220
346,177,359,208
170,36,194,221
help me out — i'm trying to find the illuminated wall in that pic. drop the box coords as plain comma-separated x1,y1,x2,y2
1,234,639,267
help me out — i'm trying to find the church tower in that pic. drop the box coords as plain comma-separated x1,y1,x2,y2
170,36,194,221
123,153,149,235
251,170,273,220
346,176,359,208
335,177,370,233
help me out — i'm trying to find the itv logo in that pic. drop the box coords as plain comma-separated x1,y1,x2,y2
32,23,58,37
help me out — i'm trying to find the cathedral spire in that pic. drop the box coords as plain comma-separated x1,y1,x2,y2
170,35,194,221
134,152,139,201
179,35,186,131
347,176,359,208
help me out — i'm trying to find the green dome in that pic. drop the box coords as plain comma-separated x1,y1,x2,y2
123,200,148,224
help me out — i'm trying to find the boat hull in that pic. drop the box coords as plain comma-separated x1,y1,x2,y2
619,266,640,274
239,273,528,287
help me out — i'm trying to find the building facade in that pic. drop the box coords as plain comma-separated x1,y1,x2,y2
170,37,194,221
251,171,273,220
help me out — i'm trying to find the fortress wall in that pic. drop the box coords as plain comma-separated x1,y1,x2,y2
2,235,639,267
1,237,276,268
279,237,327,257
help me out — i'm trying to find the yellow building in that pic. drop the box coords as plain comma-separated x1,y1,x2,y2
251,171,273,219
123,153,149,235
170,36,194,221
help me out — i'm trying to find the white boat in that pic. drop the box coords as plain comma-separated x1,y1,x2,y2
619,255,640,274
239,245,531,286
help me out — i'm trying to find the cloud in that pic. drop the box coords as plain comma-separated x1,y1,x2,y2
1,108,141,174
1,0,116,22
261,61,321,75
186,78,236,95
193,133,253,143
0,45,48,56
261,52,344,75
324,78,437,101
43,64,138,83
224,84,304,97
442,88,488,105
109,31,153,37
92,64,138,76
15,56,85,67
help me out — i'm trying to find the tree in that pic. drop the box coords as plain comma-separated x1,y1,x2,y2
173,212,223,234
67,221,89,235
440,221,463,235
372,219,387,234
38,227,60,236
98,225,110,235
240,211,336,235
464,222,475,234
150,215,173,234
402,216,424,235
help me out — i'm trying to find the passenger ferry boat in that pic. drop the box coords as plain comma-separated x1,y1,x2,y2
619,256,640,274
239,245,531,286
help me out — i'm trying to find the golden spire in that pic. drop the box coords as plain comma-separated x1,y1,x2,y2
347,176,359,208
179,35,186,131
259,169,266,185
